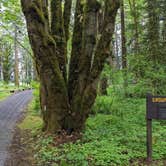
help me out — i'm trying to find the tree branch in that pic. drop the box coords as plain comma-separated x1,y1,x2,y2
0,22,33,57
90,0,120,81
21,0,70,130
81,0,120,115
21,0,65,85
63,0,72,42
51,0,67,82
68,0,84,100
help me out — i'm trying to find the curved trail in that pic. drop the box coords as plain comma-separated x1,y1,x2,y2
0,90,32,166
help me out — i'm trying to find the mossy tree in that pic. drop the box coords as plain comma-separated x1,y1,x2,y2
21,0,120,133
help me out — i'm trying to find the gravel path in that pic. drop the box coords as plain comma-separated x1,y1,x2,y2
0,90,32,166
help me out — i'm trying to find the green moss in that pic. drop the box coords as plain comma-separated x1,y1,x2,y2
0,92,10,101
18,115,42,131
30,3,45,25
18,99,43,132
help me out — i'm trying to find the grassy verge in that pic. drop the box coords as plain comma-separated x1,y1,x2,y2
0,91,11,101
0,83,31,101
18,99,42,133
18,96,166,166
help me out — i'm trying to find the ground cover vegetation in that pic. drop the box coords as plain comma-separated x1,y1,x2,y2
0,0,166,165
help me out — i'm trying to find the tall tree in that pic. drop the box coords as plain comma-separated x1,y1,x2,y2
128,0,139,53
146,0,160,94
120,0,127,69
0,43,3,81
14,25,19,87
161,0,166,64
21,0,120,133
120,0,128,95
2,45,13,84
147,0,160,64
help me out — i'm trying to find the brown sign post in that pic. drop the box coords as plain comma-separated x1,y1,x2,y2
146,94,166,162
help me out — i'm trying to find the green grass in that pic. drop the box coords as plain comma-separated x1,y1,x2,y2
18,99,42,132
20,95,166,166
0,91,11,101
0,82,31,101
35,98,166,165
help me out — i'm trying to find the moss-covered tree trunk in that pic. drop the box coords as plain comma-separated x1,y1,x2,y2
21,0,120,133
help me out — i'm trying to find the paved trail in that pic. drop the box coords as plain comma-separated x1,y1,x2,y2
0,90,32,166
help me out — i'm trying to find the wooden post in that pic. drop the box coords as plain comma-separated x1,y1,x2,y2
146,118,152,162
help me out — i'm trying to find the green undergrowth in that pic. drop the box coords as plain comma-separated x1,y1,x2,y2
0,82,31,101
24,95,166,166
0,91,10,101
0,83,29,91
18,97,42,134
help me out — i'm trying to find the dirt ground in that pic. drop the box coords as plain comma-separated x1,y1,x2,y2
5,127,34,166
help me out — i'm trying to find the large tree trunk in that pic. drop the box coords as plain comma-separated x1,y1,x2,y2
21,0,120,133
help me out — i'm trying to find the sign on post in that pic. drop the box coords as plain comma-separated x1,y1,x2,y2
146,94,166,162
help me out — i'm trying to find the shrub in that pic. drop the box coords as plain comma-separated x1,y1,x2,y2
31,81,40,113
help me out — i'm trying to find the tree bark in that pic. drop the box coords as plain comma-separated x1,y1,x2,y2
81,0,120,120
68,0,84,99
21,0,69,132
51,0,67,82
14,26,19,87
21,0,120,133
68,0,101,129
100,77,108,95
120,0,127,69
120,0,128,95
2,46,12,84
128,0,139,53
63,0,72,42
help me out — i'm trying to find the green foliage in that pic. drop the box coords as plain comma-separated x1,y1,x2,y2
31,81,40,113
0,91,10,101
1,41,13,84
33,97,166,165
92,96,114,114
128,54,166,96
99,54,166,99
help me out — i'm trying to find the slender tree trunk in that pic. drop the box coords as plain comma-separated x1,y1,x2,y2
147,0,160,94
0,48,2,81
161,1,166,64
120,0,127,69
14,26,19,87
128,0,139,53
63,0,72,42
147,0,159,64
120,0,128,95
115,25,121,69
100,77,108,95
51,0,67,83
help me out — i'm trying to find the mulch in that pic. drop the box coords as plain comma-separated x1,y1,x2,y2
5,127,34,166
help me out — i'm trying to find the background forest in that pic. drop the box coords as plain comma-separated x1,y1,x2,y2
0,0,166,165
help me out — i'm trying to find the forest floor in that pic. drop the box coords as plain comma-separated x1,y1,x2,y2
14,96,166,166
0,90,32,166
0,84,30,101
1,86,165,165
